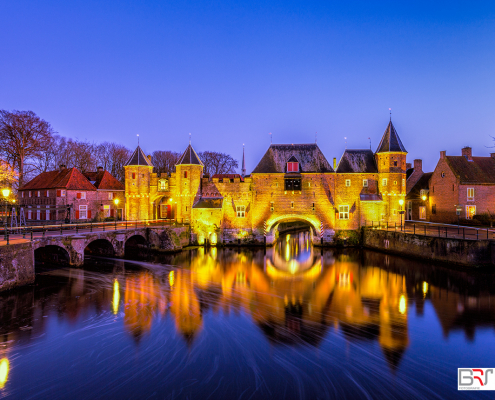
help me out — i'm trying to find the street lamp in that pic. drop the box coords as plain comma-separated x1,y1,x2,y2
114,198,120,220
398,199,405,231
2,188,10,238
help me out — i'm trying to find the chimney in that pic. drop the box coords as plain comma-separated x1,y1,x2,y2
490,153,495,159
406,162,412,170
59,164,66,171
148,155,152,162
97,166,103,172
413,159,422,172
440,151,446,159
333,158,337,170
462,147,473,161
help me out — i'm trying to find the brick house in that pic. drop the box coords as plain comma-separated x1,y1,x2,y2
428,147,495,223
19,166,124,223
83,167,125,220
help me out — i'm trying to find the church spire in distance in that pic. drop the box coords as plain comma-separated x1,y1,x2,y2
241,144,246,178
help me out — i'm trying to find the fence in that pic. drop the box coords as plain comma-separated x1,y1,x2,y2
364,220,495,241
0,219,190,245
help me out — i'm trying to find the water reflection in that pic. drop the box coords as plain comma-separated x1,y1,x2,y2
2,236,495,398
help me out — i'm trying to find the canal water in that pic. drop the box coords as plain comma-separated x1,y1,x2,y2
1,231,495,399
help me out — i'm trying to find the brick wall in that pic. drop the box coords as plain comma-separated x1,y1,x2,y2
429,156,459,223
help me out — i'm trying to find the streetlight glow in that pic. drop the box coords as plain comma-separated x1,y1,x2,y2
422,195,427,201
2,188,10,198
114,198,120,206
399,199,404,206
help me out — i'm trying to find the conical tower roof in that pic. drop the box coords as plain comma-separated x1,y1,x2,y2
177,144,203,166
376,121,407,153
125,146,153,167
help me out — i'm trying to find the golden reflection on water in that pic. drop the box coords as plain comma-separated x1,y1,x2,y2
0,358,9,389
112,279,120,315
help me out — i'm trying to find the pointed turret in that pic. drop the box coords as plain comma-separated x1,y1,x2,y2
376,121,407,154
125,146,154,167
241,144,246,178
177,144,203,166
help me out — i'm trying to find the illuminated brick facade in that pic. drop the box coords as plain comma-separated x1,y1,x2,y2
125,121,407,244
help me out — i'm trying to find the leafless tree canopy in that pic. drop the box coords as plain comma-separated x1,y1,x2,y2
198,151,239,176
151,151,180,175
0,110,55,188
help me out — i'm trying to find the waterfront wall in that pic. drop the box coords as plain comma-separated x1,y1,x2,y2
363,229,493,267
0,242,35,291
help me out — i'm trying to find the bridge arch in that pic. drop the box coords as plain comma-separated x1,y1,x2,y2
124,234,150,258
34,245,71,270
266,215,321,235
84,238,116,257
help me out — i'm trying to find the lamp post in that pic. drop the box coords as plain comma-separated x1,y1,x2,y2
114,198,120,220
2,188,10,239
398,199,405,231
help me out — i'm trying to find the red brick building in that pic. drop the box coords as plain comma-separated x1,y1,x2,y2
428,147,495,223
19,166,124,223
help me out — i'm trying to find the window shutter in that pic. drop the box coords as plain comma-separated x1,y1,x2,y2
75,210,79,219
88,210,92,219
110,209,115,217
336,212,339,220
57,190,61,197
77,193,81,199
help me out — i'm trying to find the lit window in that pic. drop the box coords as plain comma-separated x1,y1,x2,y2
363,179,368,187
467,188,474,201
419,206,426,220
103,205,110,218
382,179,387,186
345,179,351,187
236,206,245,218
466,205,476,220
29,191,32,197
61,190,66,197
37,191,40,197
108,192,113,200
420,189,428,198
285,179,301,191
339,205,349,220
287,162,299,172
160,180,168,190
46,190,49,197
79,205,87,219
77,192,86,200
270,201,274,212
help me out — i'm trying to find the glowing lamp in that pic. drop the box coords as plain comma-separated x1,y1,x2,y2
421,195,427,201
2,188,10,198
398,199,404,206
114,198,119,206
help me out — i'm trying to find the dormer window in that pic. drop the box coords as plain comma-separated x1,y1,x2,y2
287,162,299,172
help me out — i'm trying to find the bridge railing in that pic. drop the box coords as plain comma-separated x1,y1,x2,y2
363,220,495,241
1,219,190,243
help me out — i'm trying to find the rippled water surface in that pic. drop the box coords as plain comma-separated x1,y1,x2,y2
1,231,495,399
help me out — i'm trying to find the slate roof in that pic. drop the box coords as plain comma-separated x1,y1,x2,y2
376,121,407,153
83,170,124,191
193,197,223,209
406,172,432,200
125,146,153,167
177,144,203,166
360,194,383,201
20,168,96,191
445,156,495,184
252,144,333,174
336,150,378,173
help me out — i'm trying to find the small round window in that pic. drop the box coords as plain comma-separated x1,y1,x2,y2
441,172,445,178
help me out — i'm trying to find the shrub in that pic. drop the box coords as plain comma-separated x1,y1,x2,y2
472,213,493,226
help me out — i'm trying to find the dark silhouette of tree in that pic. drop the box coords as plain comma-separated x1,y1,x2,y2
151,150,180,175
198,151,239,176
0,110,55,188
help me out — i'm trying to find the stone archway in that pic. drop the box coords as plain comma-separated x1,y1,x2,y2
84,238,116,257
265,215,321,245
152,195,174,220
34,245,71,270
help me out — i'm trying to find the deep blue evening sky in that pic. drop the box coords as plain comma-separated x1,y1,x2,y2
1,1,494,172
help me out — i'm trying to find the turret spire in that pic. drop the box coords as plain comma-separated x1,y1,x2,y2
241,144,246,178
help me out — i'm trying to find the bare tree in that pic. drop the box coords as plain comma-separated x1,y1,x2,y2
151,150,180,175
0,110,55,188
198,151,239,176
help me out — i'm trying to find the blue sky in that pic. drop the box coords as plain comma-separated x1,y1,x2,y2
1,1,494,172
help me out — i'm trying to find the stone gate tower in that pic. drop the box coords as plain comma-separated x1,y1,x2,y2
124,146,154,220
175,144,203,223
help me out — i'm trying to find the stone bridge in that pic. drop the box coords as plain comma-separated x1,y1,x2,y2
0,226,190,291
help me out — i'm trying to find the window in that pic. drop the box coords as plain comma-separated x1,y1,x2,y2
275,182,279,188
291,201,294,209
312,202,315,211
345,179,351,187
103,205,110,218
382,179,387,186
419,206,426,220
27,208,32,220
394,161,397,166
46,190,49,197
402,179,405,186
467,188,474,201
108,192,113,200
79,205,87,219
270,201,274,212
394,180,397,185
287,162,299,172
61,190,66,197
29,191,32,198
432,204,436,214
22,192,24,198
184,171,188,178
46,207,50,221
285,179,301,191
363,179,368,187
159,180,168,190
420,189,428,198
466,205,476,220
236,205,245,218
37,191,40,197
36,206,40,220
307,182,311,188
441,172,445,178
339,205,349,220
77,192,86,200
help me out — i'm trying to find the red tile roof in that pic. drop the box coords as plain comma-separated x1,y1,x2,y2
20,168,97,191
446,156,495,184
83,170,124,191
